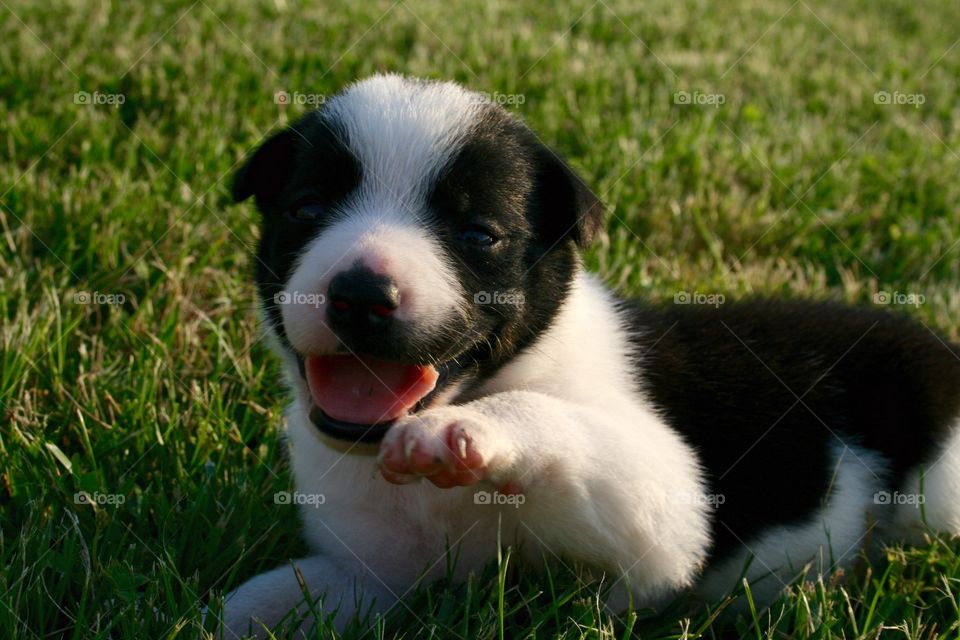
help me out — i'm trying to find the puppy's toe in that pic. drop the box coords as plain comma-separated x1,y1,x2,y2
378,412,490,487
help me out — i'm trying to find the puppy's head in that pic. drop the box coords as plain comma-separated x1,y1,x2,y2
234,74,603,444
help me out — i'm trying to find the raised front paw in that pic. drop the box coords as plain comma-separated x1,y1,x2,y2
377,408,495,488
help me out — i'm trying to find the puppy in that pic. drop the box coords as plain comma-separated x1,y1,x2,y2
221,74,960,636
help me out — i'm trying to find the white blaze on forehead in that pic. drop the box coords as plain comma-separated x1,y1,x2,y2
323,74,485,211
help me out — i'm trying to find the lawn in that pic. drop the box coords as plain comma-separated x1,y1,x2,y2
2,0,960,637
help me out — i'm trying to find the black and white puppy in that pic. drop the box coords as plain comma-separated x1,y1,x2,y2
223,74,960,636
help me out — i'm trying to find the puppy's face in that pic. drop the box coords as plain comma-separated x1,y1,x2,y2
234,75,602,443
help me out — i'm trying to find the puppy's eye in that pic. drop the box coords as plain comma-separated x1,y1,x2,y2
288,203,325,222
457,225,497,247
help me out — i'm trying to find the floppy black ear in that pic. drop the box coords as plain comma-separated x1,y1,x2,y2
534,146,605,248
232,128,298,203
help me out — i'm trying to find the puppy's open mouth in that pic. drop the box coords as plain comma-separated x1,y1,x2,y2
298,354,442,444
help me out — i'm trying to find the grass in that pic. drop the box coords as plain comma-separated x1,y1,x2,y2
2,0,960,637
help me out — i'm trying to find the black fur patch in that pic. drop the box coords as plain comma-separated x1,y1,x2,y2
627,299,960,560
424,105,602,388
234,113,361,349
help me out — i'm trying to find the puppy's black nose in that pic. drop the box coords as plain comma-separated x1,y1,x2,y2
327,266,400,330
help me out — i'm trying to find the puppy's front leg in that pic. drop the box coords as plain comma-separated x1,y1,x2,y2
219,554,397,638
379,391,712,603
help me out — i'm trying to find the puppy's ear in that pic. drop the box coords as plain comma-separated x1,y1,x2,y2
534,146,605,248
232,128,298,203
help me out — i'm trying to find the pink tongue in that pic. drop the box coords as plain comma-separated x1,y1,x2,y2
305,355,439,425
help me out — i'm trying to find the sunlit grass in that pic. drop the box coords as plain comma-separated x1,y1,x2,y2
1,0,959,637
